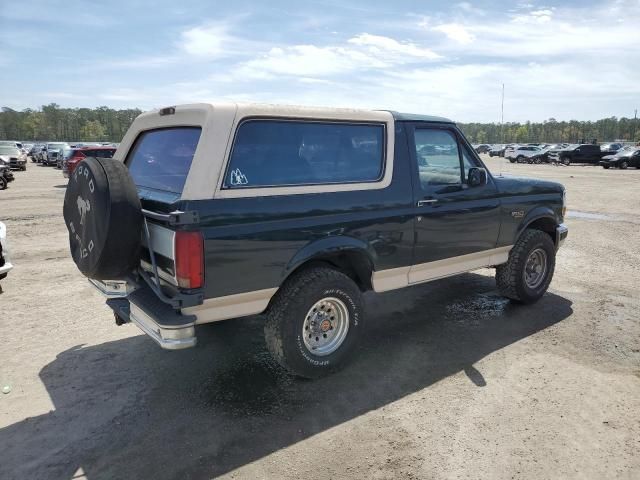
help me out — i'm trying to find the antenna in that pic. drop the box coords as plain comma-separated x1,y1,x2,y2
500,83,505,176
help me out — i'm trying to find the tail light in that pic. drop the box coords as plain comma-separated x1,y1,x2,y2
174,231,204,289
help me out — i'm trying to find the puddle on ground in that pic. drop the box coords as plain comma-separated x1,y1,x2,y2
567,210,613,221
446,293,510,326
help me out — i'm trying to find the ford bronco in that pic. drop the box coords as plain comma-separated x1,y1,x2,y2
63,103,568,378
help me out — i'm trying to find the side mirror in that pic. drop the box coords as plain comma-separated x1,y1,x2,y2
468,167,488,187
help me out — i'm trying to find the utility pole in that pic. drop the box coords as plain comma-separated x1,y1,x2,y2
501,83,505,141
633,109,637,143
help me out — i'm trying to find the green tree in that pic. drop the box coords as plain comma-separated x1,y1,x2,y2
79,120,106,141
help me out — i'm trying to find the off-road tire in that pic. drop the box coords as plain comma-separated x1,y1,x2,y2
496,229,556,304
264,266,364,378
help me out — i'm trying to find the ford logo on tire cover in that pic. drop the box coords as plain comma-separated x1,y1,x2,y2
63,156,143,280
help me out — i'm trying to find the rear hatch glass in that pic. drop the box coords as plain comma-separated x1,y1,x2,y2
126,127,201,196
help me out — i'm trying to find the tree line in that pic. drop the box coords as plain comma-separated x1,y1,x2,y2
1,104,638,144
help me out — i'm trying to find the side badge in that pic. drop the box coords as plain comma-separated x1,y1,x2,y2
511,210,525,218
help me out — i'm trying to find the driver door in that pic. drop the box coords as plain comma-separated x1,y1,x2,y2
408,124,502,284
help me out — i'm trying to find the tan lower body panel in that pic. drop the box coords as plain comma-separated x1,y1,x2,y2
182,287,278,324
372,246,512,293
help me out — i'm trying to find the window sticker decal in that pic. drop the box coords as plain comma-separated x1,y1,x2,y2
230,168,248,186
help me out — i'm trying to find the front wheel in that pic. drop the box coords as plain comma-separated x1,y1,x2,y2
0,176,7,190
264,267,364,378
619,161,628,169
496,229,556,304
561,157,571,166
602,165,610,169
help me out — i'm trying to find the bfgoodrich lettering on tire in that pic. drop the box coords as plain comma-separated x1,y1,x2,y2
264,267,364,378
496,229,556,304
63,156,142,280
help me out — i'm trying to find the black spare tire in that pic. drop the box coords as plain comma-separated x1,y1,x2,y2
63,157,142,280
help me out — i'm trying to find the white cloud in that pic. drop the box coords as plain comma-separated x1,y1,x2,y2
512,8,554,23
236,33,440,79
432,23,475,44
180,24,230,57
348,33,440,59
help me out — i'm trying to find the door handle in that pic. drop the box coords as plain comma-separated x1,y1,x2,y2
417,199,438,207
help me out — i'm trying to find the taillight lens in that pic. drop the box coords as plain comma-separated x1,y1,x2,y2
174,231,204,289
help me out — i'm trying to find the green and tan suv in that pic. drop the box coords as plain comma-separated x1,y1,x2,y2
63,103,568,378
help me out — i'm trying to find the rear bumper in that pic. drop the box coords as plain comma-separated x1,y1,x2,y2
556,223,568,249
90,279,197,350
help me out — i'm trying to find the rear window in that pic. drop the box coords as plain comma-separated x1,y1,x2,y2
224,120,384,188
126,127,201,194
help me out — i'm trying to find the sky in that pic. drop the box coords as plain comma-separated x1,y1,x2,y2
1,0,638,122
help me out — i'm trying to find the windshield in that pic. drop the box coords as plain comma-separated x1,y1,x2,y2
0,146,20,155
126,127,201,195
47,143,67,150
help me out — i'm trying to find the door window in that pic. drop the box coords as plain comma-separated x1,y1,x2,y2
413,129,462,188
460,145,478,184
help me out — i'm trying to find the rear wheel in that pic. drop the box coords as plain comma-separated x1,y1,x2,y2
496,229,556,304
264,266,364,378
619,160,628,169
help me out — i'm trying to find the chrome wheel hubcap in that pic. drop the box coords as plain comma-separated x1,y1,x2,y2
302,297,349,356
524,248,548,289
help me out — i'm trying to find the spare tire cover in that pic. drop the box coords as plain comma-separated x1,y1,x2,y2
63,156,142,280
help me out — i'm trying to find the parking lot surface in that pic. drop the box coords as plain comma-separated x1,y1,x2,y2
0,159,639,479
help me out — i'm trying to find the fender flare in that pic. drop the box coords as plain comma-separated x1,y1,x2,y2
514,206,559,244
282,236,377,285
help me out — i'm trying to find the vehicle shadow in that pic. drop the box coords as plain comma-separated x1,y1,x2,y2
53,185,67,189
0,273,573,480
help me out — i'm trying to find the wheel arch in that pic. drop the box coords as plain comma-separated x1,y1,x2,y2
516,208,559,245
282,236,377,292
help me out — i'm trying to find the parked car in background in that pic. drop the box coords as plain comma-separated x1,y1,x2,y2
29,144,43,161
63,145,117,177
44,142,68,166
474,144,492,154
0,145,27,171
503,144,519,158
0,222,13,280
0,164,15,189
0,140,24,153
506,145,544,163
599,147,640,169
548,144,609,165
489,144,506,157
600,143,623,154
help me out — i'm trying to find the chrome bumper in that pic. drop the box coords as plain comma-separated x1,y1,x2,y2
556,223,568,249
90,279,197,350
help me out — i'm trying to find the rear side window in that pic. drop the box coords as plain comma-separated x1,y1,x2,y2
126,127,201,194
224,120,384,188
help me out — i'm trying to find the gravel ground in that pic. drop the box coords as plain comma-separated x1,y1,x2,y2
0,158,639,480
